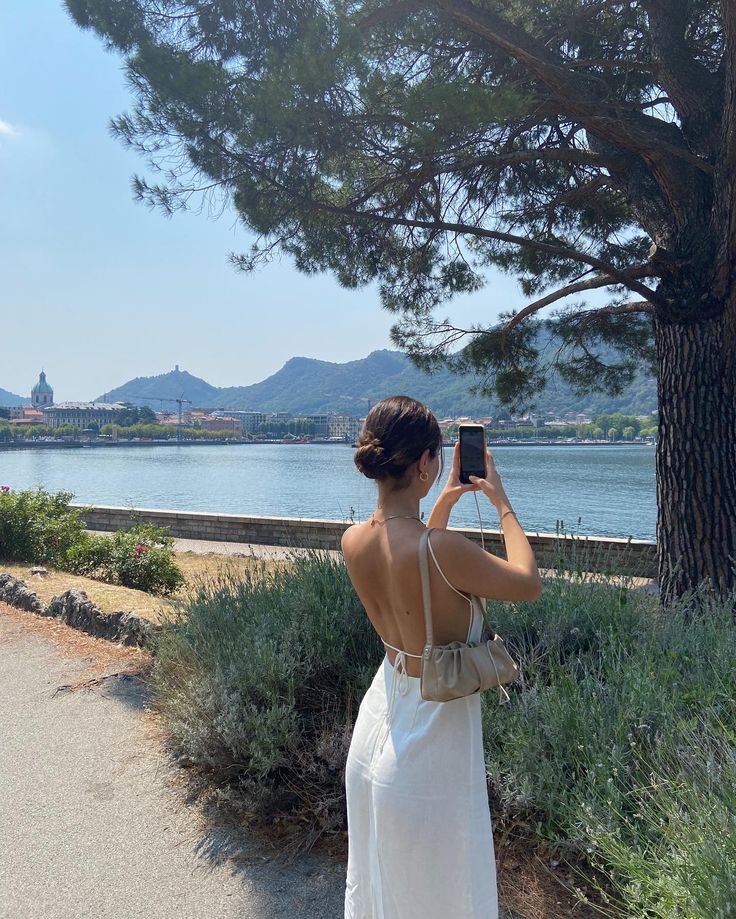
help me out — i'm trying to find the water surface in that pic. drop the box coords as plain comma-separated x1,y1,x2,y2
0,443,656,540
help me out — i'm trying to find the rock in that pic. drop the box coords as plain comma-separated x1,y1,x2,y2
46,589,159,649
30,567,48,576
0,573,44,614
0,573,159,650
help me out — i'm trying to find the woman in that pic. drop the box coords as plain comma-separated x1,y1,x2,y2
341,395,542,919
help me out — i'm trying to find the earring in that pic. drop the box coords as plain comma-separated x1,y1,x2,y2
419,471,429,482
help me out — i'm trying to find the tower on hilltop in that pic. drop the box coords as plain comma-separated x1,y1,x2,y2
32,370,54,408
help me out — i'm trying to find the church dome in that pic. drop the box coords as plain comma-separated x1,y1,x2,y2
32,371,53,395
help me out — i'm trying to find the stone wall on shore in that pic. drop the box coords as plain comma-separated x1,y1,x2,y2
73,504,657,579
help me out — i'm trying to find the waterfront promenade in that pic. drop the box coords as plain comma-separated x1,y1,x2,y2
0,598,523,919
78,504,658,580
0,603,349,919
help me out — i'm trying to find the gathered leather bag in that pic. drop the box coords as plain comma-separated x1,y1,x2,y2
418,529,520,704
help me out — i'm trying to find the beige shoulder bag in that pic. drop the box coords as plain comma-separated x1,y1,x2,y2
418,529,520,704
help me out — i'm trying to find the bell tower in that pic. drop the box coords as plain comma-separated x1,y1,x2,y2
31,370,54,407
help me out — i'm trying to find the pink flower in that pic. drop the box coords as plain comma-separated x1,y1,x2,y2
0,485,9,493
134,543,150,556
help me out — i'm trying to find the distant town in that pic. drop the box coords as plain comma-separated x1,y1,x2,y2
0,371,658,447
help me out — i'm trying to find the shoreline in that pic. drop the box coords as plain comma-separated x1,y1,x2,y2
0,439,654,452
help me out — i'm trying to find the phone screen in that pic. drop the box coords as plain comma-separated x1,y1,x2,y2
459,426,486,484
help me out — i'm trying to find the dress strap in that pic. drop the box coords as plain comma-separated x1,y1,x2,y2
426,531,472,605
381,638,423,659
423,529,475,645
380,529,475,660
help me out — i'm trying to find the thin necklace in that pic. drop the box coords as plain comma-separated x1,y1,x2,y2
370,512,423,527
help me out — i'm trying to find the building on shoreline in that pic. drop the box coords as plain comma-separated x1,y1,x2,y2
43,402,127,430
189,411,240,433
214,410,267,435
210,410,362,440
326,414,362,440
6,371,54,427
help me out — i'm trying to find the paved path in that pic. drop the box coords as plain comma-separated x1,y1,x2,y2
87,530,328,561
0,604,346,919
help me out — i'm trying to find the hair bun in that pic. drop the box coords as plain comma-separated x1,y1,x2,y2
354,432,387,479
353,397,442,485
363,435,384,457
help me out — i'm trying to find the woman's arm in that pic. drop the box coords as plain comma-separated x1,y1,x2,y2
429,441,542,601
427,491,455,529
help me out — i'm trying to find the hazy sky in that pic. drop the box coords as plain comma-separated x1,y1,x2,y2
1,0,523,402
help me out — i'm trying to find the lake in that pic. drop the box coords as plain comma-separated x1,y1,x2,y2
0,443,657,541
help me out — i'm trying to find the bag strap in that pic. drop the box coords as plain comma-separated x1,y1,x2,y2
418,528,434,650
419,530,494,645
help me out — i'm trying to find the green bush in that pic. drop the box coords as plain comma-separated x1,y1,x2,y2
151,553,736,915
482,578,736,916
150,551,379,830
0,487,183,596
0,487,88,564
67,525,185,596
585,723,736,918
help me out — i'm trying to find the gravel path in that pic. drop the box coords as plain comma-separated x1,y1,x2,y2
86,530,335,560
0,604,346,919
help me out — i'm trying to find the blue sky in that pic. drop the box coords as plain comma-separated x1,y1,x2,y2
1,0,521,401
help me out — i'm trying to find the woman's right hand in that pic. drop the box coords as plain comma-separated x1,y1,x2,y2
469,444,509,510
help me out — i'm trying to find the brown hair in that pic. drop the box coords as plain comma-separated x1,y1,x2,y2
354,396,443,488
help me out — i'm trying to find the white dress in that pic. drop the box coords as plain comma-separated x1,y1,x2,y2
344,537,499,919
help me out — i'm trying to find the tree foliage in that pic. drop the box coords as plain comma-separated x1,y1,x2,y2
114,404,158,426
65,0,733,410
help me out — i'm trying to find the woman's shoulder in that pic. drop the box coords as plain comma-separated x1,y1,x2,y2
425,527,491,589
340,521,371,557
426,526,475,557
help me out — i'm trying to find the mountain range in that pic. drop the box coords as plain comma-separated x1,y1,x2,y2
94,349,657,419
0,386,27,407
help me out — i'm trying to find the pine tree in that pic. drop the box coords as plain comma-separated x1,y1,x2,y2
66,0,736,603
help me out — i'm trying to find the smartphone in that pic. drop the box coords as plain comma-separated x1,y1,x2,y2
458,423,487,484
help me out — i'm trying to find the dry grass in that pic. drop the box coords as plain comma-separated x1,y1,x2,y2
496,841,605,919
0,551,279,625
0,560,176,622
171,550,277,587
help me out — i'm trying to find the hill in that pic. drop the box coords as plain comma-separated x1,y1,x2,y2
96,366,221,408
96,350,657,419
0,387,28,407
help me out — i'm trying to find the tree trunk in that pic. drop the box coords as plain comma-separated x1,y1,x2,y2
654,311,736,606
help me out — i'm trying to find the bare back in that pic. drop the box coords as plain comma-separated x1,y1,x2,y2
341,521,476,678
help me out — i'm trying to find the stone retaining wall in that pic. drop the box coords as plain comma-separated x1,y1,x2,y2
0,573,157,648
74,504,657,579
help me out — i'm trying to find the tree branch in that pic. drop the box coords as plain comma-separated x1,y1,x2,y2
318,199,663,302
558,301,654,336
180,119,670,314
348,147,611,209
210,129,662,301
503,270,655,332
567,58,658,73
639,0,722,145
427,0,713,182
429,147,610,175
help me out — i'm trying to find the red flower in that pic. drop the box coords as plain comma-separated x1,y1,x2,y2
0,485,9,493
134,543,150,556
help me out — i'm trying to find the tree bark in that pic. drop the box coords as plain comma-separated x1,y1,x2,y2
654,310,736,605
